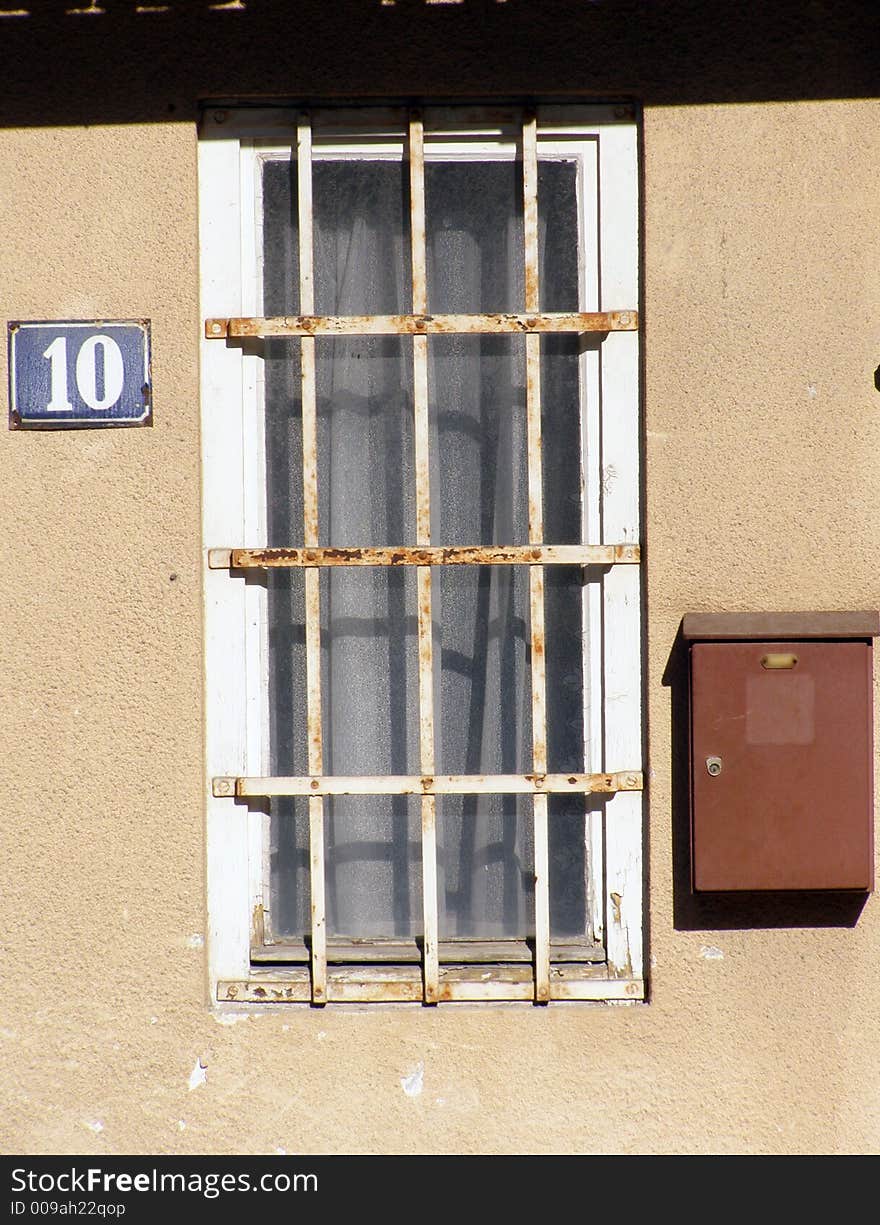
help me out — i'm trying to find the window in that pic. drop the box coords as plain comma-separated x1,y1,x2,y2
200,104,643,1005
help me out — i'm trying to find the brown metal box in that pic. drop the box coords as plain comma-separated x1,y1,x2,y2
683,612,879,893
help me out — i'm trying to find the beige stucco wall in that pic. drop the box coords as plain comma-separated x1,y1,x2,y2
2,93,880,1155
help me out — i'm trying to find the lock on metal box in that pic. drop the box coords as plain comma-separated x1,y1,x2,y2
682,611,880,893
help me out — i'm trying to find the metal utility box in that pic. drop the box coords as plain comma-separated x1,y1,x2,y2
682,611,879,893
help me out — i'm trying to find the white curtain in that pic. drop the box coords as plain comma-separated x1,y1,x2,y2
263,153,587,944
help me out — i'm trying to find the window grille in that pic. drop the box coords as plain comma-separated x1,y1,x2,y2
201,104,644,1004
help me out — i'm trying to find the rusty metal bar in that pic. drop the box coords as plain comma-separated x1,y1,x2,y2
209,543,640,569
409,110,439,1005
218,971,645,1005
205,311,637,339
297,113,327,1006
214,771,643,798
523,112,550,1004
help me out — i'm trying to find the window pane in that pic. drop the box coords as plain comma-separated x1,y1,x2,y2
435,564,531,775
316,337,415,548
539,158,583,547
263,158,300,314
270,796,311,941
313,160,411,315
438,794,535,940
321,565,422,938
435,564,533,939
425,160,524,313
325,797,422,939
538,159,580,313
429,335,528,546
321,567,420,776
264,160,304,550
548,796,589,939
266,570,310,941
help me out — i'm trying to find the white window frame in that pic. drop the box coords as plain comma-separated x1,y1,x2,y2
199,103,644,1005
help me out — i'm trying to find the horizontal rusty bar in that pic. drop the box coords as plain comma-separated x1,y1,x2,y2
218,970,645,1005
213,771,643,798
209,543,640,569
205,310,637,339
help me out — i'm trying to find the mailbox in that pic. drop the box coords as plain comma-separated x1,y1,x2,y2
682,611,879,893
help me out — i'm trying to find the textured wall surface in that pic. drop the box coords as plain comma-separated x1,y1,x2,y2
2,4,880,1156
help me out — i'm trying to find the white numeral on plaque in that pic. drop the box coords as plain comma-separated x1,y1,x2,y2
42,335,73,412
43,334,125,413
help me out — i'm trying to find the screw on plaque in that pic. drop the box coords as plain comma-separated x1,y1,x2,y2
706,756,722,777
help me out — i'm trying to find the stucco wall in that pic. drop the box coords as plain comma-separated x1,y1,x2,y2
2,6,880,1157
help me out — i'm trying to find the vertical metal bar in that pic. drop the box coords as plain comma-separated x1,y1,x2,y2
297,114,327,1005
523,112,551,1003
409,111,439,1004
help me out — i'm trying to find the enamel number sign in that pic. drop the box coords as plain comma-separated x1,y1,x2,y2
8,320,152,428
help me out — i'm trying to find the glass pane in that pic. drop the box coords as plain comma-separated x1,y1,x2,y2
270,796,310,941
313,160,411,315
425,160,524,313
548,795,588,938
326,798,422,940
266,570,310,940
539,159,582,547
438,794,535,940
435,564,533,939
316,337,414,548
428,335,527,546
263,159,305,548
321,566,422,939
321,567,420,777
263,158,300,314
538,159,580,313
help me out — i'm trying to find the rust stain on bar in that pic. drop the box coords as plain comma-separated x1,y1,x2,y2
522,111,550,1004
229,772,643,797
205,311,638,338
522,111,540,316
225,544,640,568
301,358,320,547
409,110,428,319
534,793,550,1003
298,112,326,1007
529,564,547,766
416,567,436,783
420,792,439,1004
308,793,326,1004
414,338,431,548
410,109,439,1005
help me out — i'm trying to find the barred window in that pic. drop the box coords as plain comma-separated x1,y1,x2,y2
200,104,643,1005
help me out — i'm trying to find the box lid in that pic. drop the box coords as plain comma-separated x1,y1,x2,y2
682,610,880,641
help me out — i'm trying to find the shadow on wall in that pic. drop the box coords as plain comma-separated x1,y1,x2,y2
0,0,878,127
662,621,869,931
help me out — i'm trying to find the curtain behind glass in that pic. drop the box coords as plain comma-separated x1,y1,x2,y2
264,151,587,945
